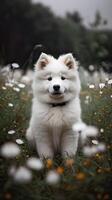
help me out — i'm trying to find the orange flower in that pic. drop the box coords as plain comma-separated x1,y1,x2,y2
103,194,109,200
56,166,64,174
97,168,104,173
104,168,111,173
107,145,111,149
83,159,92,167
64,184,75,191
96,193,102,199
4,193,12,200
75,172,86,181
95,153,104,160
95,153,100,158
46,159,53,168
65,159,74,167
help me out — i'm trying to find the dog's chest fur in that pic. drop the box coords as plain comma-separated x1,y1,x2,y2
35,105,71,151
32,99,81,152
39,106,75,128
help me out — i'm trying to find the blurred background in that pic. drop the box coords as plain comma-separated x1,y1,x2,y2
0,0,112,72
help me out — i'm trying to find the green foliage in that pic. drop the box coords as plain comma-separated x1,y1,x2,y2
90,11,108,28
66,11,83,24
0,77,112,200
0,0,112,71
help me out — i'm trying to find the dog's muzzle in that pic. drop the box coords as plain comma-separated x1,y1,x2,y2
53,85,61,95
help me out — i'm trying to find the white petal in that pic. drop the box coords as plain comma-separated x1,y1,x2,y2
18,83,25,88
85,95,90,100
82,126,98,137
14,166,32,183
79,126,98,144
8,103,14,107
9,165,16,176
100,128,104,133
83,146,98,156
11,63,20,69
97,143,106,152
72,122,87,133
8,130,15,134
46,170,60,185
16,139,24,145
92,140,99,145
99,91,103,95
99,83,105,89
1,142,20,158
27,157,44,170
108,79,112,84
89,65,94,71
5,82,14,87
2,86,7,90
13,87,20,92
89,84,95,89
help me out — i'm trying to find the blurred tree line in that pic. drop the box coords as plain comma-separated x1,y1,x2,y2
0,0,112,72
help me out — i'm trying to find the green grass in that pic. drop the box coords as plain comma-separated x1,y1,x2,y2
0,78,112,200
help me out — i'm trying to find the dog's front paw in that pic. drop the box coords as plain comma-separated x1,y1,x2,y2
36,144,54,159
62,150,76,159
38,150,54,159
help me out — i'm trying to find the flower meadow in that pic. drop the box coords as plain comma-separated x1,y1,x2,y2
0,65,112,200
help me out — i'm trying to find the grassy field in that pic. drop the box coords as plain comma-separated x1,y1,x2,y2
0,77,112,200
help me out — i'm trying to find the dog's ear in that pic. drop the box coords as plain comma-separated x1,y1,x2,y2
35,53,50,69
60,53,78,69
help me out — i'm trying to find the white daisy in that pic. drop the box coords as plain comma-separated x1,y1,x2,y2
26,157,44,170
9,165,16,176
92,140,99,145
99,91,103,95
89,84,95,89
97,143,106,152
80,126,98,143
11,63,20,69
1,142,20,158
72,122,87,133
2,86,7,90
16,139,24,145
46,170,60,185
18,83,25,88
99,83,105,89
8,130,15,134
83,146,98,157
100,128,104,133
8,103,14,107
5,82,14,87
13,166,32,183
108,79,112,85
89,65,94,71
13,87,20,92
82,126,98,137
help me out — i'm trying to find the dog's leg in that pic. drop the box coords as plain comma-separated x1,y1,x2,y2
26,127,35,146
61,129,79,158
35,129,54,159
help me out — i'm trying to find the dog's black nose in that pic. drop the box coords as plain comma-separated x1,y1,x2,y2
53,85,60,91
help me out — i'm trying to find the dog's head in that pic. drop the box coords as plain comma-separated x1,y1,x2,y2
33,53,81,104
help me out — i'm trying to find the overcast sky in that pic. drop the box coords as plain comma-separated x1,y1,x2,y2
32,0,112,28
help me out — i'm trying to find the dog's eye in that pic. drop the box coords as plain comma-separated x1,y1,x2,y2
48,77,52,81
61,76,66,80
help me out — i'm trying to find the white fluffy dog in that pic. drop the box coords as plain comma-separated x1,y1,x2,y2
26,53,81,158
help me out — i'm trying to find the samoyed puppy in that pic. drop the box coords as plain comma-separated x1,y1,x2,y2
26,53,81,158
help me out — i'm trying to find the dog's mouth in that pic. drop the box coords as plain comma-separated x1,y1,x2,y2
53,92,62,95
50,92,64,99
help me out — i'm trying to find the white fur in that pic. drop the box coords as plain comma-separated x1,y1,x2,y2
26,53,81,158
